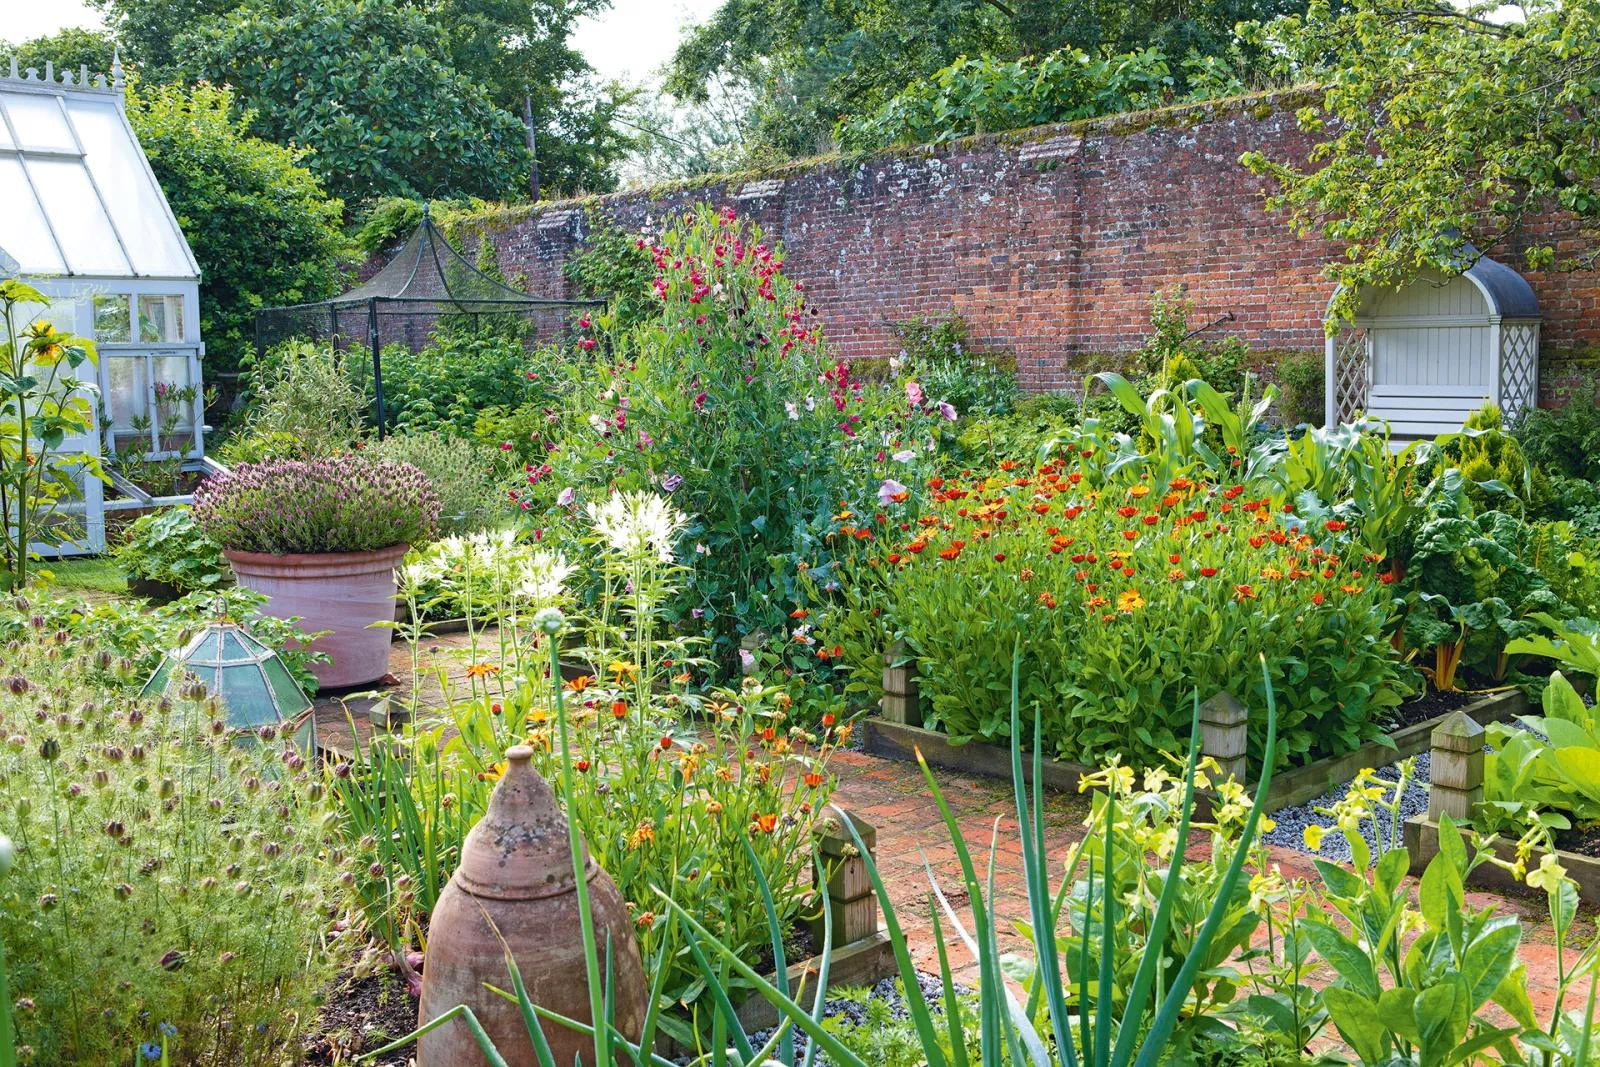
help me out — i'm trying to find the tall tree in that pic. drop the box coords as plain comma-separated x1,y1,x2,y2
91,0,632,200
667,0,1302,160
0,29,119,75
175,0,535,204
1241,0,1600,323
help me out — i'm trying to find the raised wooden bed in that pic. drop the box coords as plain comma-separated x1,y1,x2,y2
1404,817,1600,904
866,688,1529,812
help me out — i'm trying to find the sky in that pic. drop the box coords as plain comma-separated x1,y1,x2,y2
2,0,721,85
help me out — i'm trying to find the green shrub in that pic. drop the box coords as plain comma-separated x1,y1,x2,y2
194,455,441,555
549,204,954,671
1275,349,1325,427
127,80,346,378
1512,380,1600,483
893,316,1018,417
114,506,227,595
1531,521,1600,617
0,633,341,1063
357,334,549,437
1422,403,1554,519
563,213,659,333
952,390,1086,465
222,340,368,464
372,431,509,535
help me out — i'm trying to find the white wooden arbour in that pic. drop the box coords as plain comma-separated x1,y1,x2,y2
0,55,209,554
1324,257,1540,439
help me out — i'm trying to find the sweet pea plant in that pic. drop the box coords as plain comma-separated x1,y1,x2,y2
819,453,1409,768
537,205,952,678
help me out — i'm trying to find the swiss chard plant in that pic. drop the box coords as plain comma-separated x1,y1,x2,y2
1481,670,1600,834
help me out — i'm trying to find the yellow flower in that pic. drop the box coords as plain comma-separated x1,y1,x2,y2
608,660,638,681
1116,589,1146,613
1526,852,1570,893
1302,824,1326,852
627,820,656,850
464,662,501,679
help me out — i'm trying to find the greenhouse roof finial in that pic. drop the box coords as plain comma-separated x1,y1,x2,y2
111,46,125,90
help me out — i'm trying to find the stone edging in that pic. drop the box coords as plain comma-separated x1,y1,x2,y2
1404,817,1600,904
864,688,1528,811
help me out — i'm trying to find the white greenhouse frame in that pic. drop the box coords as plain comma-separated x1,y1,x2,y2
0,56,213,555
1324,255,1541,440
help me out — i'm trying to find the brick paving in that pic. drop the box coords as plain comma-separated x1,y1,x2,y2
322,632,1594,1027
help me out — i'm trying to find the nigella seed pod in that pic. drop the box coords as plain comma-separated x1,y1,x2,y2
51,630,67,646
113,882,133,900
333,762,352,780
207,797,222,812
368,862,385,878
92,770,110,788
104,745,124,762
129,743,145,761
104,820,124,838
339,871,355,887
6,675,30,695
210,720,225,736
262,842,281,858
257,725,275,743
201,877,217,890
159,778,175,799
127,708,143,727
243,776,260,793
226,863,241,877
38,893,58,910
28,616,43,631
38,738,59,760
95,650,111,671
158,949,185,971
6,734,23,750
12,596,28,612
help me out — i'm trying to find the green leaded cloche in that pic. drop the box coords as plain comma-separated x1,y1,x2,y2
142,619,316,750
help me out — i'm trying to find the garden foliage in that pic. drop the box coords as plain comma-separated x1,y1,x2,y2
114,506,227,595
0,635,342,1063
127,81,346,378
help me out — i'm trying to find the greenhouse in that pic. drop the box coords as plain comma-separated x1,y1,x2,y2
0,55,209,553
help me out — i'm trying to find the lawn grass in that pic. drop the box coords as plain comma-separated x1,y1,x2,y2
39,557,129,598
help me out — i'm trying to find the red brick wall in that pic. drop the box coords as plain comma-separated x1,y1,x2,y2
447,91,1600,405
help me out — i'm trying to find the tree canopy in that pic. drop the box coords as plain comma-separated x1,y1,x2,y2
0,28,118,74
668,0,1303,161
1241,0,1600,324
127,80,347,373
83,0,630,203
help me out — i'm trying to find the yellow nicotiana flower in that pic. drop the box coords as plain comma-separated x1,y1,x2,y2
1526,852,1569,893
1302,824,1326,852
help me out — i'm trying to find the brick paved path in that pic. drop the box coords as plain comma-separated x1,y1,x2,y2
320,632,1594,1028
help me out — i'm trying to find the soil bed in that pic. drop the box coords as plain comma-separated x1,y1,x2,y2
1557,823,1600,859
305,966,417,1067
1383,688,1472,730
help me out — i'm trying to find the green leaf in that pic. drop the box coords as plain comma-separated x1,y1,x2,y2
1322,986,1388,1064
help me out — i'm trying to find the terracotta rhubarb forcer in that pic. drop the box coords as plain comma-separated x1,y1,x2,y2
224,544,406,688
419,745,647,1066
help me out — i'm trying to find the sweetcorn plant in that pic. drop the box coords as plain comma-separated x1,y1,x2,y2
821,456,1409,767
0,635,342,1063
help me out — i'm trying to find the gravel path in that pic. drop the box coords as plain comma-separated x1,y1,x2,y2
1260,751,1432,864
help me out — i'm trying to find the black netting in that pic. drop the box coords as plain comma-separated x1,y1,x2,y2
253,210,602,433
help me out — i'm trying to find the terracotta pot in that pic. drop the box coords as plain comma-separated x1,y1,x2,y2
420,745,646,1066
224,544,407,689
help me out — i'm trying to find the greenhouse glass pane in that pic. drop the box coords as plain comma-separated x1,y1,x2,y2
2,94,75,152
28,157,128,275
221,666,277,729
139,659,174,698
189,629,223,663
106,353,147,450
139,296,185,342
219,631,251,662
94,295,130,341
0,157,63,274
265,659,312,716
68,98,193,278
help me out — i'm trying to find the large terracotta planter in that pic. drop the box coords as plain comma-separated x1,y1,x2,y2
420,745,646,1066
224,544,408,689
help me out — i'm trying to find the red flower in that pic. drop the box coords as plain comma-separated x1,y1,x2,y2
1200,567,1218,577
1312,592,1325,605
1380,571,1396,585
659,736,673,750
612,700,627,719
1234,584,1256,601
821,713,836,727
1325,520,1348,532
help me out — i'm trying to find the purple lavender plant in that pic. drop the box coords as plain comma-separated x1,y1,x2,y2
192,455,441,555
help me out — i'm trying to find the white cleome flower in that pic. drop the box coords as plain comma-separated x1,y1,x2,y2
515,549,574,608
586,491,688,564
